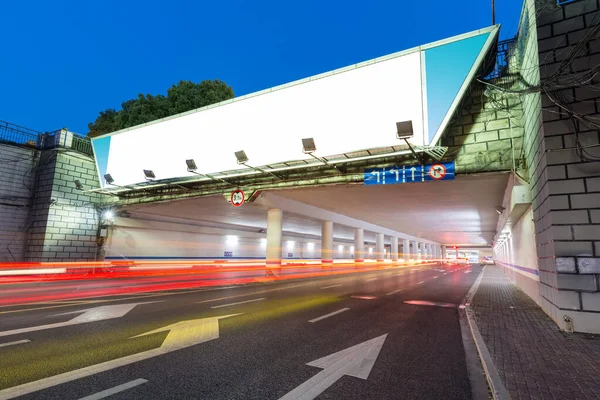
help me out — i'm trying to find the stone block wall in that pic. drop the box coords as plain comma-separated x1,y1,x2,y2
26,149,101,262
0,144,39,261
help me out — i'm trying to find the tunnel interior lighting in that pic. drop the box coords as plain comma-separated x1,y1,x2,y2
74,180,83,190
186,159,198,172
368,248,373,254
143,169,156,180
302,138,317,154
235,150,249,164
396,120,414,140
287,240,295,250
226,235,238,245
307,242,315,250
103,210,114,220
260,238,267,247
338,245,344,252
104,174,114,184
350,246,354,252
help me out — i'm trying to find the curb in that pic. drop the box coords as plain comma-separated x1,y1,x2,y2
460,266,511,400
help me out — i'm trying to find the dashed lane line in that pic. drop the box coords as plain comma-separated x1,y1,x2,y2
386,289,402,296
78,379,148,400
0,339,30,348
210,298,266,309
366,278,378,282
308,308,350,323
321,284,342,289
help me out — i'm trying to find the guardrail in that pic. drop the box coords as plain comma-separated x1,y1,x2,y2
0,120,94,156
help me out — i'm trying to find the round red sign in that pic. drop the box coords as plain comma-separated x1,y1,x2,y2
231,189,245,207
428,164,447,180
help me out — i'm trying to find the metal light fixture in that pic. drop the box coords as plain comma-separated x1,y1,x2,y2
104,174,114,185
234,150,281,179
302,138,317,154
143,169,156,180
186,159,198,172
396,120,423,163
74,180,83,190
496,207,505,215
234,150,249,164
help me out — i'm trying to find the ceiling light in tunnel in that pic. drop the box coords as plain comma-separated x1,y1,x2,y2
338,245,344,251
226,235,238,245
368,248,373,254
307,242,314,250
287,240,295,250
350,246,354,252
260,238,267,247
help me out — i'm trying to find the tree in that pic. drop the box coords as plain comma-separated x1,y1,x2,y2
87,79,234,137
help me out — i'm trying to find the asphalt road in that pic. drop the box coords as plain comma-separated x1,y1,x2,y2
0,263,482,400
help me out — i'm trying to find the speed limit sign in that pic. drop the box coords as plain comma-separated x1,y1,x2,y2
231,189,245,207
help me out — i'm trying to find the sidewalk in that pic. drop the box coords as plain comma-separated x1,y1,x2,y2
470,266,600,400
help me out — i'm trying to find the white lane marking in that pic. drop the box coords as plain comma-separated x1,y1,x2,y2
366,278,378,282
196,282,312,305
417,281,425,285
443,273,447,275
393,272,404,276
321,284,342,289
0,314,240,399
210,298,265,309
386,289,402,296
0,339,30,348
465,271,471,274
0,303,156,338
308,308,350,323
279,334,387,400
78,379,148,400
433,276,439,279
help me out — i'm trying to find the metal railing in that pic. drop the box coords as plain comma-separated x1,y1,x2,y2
486,38,517,80
0,120,93,156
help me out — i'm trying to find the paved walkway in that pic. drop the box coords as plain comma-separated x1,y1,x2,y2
470,266,600,400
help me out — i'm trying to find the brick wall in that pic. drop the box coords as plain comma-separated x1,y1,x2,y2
26,149,101,262
0,144,39,261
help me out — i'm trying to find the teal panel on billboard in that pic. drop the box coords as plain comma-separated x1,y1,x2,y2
424,32,491,144
92,136,111,186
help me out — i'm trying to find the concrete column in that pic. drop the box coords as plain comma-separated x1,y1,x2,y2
266,209,283,268
442,245,447,262
376,233,385,262
321,221,333,267
411,240,418,261
424,244,430,260
391,237,399,262
354,228,364,264
402,239,410,262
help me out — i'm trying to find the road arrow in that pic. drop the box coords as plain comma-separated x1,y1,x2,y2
0,302,158,338
279,334,388,400
0,314,241,400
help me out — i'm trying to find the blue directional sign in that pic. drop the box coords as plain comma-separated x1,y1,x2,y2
364,162,455,186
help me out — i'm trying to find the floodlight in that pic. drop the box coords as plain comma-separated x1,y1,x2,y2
103,210,114,220
186,159,198,172
302,138,317,154
104,174,114,184
235,150,249,164
396,121,414,140
143,169,156,180
74,180,83,190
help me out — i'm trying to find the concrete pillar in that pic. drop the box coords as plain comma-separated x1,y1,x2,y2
376,233,385,262
354,228,364,264
411,240,418,261
442,245,447,262
391,237,399,261
402,239,410,262
321,221,333,267
266,209,283,268
424,244,430,260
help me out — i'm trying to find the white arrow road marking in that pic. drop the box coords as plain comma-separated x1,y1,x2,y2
78,378,148,400
279,334,388,400
0,339,30,348
0,302,158,338
0,314,240,400
308,308,350,323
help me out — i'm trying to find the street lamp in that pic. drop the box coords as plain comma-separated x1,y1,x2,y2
396,120,423,163
143,169,156,181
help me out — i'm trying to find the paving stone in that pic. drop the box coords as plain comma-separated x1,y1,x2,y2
470,267,600,400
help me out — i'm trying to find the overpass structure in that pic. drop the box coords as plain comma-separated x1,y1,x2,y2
2,0,600,334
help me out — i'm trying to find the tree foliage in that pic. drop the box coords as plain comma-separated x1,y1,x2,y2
87,79,234,137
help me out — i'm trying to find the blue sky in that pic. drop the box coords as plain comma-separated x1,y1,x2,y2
0,0,524,135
